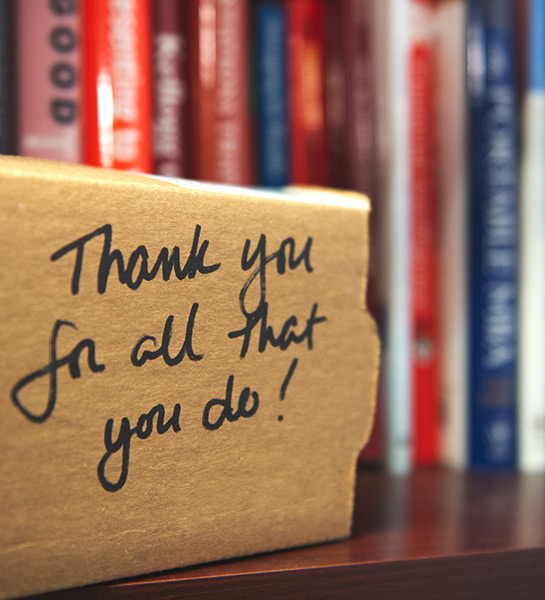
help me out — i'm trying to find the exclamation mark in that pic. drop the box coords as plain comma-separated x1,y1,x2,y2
278,357,298,422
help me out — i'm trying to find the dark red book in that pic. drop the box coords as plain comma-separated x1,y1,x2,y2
326,0,375,195
409,0,439,465
327,0,381,466
342,0,375,196
187,0,253,185
153,0,188,177
287,0,328,185
81,0,152,172
325,0,345,189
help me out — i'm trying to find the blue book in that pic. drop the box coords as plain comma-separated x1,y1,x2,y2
254,1,289,187
466,0,518,469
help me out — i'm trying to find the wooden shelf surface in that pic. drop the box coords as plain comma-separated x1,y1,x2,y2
35,467,545,600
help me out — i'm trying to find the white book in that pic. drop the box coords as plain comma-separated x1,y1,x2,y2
518,0,545,473
372,0,412,474
435,0,468,469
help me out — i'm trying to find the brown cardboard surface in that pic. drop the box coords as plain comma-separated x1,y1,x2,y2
0,156,379,599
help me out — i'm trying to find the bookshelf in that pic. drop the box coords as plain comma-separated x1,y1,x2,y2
33,466,545,600
3,1,544,598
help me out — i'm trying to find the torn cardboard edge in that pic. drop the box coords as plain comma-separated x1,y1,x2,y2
0,156,379,599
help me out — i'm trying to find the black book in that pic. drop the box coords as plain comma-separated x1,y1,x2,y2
0,0,16,155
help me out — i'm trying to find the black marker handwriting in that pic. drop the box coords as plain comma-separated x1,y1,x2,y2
11,320,105,423
51,223,220,295
228,234,326,357
97,403,181,492
131,303,203,367
202,374,259,431
238,234,313,315
229,301,326,358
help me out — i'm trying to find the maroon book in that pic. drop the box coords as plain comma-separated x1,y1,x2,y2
153,0,188,177
187,0,253,185
342,0,375,196
325,0,346,189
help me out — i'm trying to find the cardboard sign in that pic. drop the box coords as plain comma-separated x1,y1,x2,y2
0,157,378,599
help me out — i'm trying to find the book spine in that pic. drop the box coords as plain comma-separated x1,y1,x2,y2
110,0,152,172
254,0,289,187
343,0,375,196
518,0,545,472
409,0,439,465
387,0,412,475
16,0,81,162
0,0,16,155
153,0,188,178
81,0,113,167
82,0,152,172
188,0,253,185
467,0,518,470
287,0,328,186
325,0,346,189
351,0,382,466
187,0,215,181
436,0,468,469
373,0,412,474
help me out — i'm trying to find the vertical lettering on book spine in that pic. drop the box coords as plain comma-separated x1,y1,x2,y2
188,0,253,185
467,0,518,469
109,0,152,172
16,0,81,162
254,1,289,187
153,0,188,177
216,0,253,185
82,0,152,172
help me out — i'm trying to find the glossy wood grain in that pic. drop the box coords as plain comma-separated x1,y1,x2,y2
34,467,545,600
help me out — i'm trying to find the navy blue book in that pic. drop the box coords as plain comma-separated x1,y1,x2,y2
254,0,289,187
466,0,518,469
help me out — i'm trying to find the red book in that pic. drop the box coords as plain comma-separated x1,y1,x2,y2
409,0,439,465
187,0,253,185
287,0,328,185
81,0,152,172
16,0,81,162
153,0,188,177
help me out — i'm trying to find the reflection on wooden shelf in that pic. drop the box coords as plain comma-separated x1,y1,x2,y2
37,467,545,600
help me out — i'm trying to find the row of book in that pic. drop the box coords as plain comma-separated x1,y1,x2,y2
1,0,543,473
378,0,544,475
366,0,544,475
0,0,333,185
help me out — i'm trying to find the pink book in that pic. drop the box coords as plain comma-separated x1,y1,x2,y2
16,0,81,162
